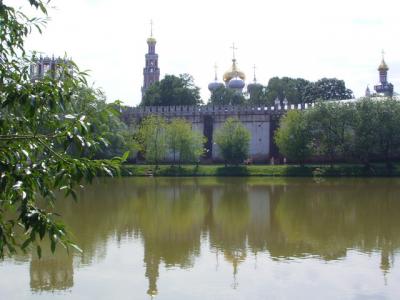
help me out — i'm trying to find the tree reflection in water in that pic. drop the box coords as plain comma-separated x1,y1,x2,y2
20,177,400,295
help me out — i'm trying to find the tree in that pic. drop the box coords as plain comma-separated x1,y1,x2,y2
265,77,353,104
274,110,312,165
141,74,202,106
214,118,251,165
307,101,355,164
304,78,353,102
265,77,312,104
166,119,205,165
374,99,400,167
209,86,246,105
248,84,270,106
0,1,124,258
65,87,136,160
135,116,168,167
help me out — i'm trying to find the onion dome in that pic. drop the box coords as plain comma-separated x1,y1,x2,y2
147,36,157,44
378,58,389,71
228,77,245,90
208,81,224,92
208,64,224,92
223,59,246,84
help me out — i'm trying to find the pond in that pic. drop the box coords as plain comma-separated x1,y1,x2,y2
1,177,400,299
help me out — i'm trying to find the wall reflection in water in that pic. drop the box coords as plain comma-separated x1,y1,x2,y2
26,177,400,295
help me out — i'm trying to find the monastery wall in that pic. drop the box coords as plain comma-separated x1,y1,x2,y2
122,104,314,162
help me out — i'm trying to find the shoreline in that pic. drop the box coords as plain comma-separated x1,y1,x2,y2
121,164,400,177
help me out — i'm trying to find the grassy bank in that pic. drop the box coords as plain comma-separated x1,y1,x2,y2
121,163,400,177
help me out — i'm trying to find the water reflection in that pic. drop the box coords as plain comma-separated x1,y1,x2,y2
19,178,400,295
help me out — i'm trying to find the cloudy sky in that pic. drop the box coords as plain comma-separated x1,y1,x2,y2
11,0,400,106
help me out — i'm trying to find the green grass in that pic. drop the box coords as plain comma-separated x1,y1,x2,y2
121,163,400,177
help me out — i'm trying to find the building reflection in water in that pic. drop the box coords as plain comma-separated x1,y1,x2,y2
25,177,400,295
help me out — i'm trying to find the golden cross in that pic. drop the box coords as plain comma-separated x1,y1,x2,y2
253,64,257,82
150,20,153,37
230,43,237,60
214,63,218,80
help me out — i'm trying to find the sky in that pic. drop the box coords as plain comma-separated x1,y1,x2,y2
10,0,400,106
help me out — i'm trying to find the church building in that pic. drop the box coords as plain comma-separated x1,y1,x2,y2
208,44,263,96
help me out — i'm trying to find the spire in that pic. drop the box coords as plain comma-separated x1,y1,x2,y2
147,20,156,44
214,63,218,81
252,64,257,83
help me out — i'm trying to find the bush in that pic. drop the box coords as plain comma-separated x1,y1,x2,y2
214,118,251,165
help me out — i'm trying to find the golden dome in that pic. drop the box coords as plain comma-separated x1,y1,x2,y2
223,59,246,83
147,36,157,44
378,58,389,71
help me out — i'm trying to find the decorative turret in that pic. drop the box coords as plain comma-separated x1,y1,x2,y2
142,20,160,98
208,64,224,93
374,50,394,97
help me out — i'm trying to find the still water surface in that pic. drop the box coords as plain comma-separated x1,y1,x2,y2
1,177,400,299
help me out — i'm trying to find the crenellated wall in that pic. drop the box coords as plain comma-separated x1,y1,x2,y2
122,103,315,163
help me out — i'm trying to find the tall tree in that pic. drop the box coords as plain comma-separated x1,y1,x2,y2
167,119,205,165
209,86,246,105
307,101,355,163
0,1,123,258
265,77,312,104
214,118,251,165
141,74,202,106
275,110,312,165
134,116,168,167
304,78,353,102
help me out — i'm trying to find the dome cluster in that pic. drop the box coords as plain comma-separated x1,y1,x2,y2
208,47,263,96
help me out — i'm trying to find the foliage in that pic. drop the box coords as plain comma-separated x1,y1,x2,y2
276,98,400,166
265,77,353,104
141,74,202,106
166,118,205,165
304,78,353,102
307,101,355,163
209,86,246,105
214,118,251,165
248,84,270,105
67,88,136,160
275,110,312,165
265,77,311,104
0,1,125,258
134,115,168,167
352,98,400,165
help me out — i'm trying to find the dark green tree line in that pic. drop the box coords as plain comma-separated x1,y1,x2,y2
275,98,400,166
141,74,202,106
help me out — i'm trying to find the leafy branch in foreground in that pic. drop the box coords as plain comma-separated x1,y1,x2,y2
0,0,125,258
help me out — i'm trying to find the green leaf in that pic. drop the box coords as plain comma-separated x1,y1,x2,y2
36,245,42,259
121,151,130,162
50,240,56,253
21,238,31,250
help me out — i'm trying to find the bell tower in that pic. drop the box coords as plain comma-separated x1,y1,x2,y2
141,20,160,98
